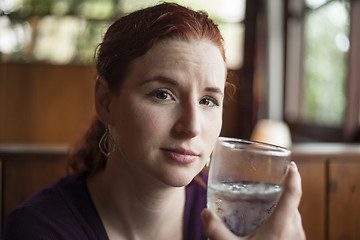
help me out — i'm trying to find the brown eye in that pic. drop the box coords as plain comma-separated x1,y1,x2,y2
200,97,219,107
156,91,170,100
148,89,174,102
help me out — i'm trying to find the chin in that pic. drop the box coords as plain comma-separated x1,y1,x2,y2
168,177,194,188
160,167,202,188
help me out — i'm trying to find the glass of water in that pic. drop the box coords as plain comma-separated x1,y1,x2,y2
207,137,291,237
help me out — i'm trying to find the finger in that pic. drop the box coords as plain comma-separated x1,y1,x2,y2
267,161,302,226
201,209,243,240
292,209,306,240
294,209,303,225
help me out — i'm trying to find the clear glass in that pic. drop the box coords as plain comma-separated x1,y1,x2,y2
207,137,291,237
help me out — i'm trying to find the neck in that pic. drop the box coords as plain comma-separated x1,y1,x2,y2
87,155,186,240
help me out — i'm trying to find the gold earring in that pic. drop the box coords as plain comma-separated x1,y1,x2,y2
99,127,116,156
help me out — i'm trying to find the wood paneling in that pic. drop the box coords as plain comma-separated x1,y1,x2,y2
0,160,2,235
328,159,360,240
292,143,360,240
0,62,96,143
295,157,326,240
0,144,68,234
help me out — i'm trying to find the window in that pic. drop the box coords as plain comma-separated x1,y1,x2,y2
0,0,245,69
285,0,360,142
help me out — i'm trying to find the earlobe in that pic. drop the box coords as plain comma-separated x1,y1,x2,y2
95,77,113,125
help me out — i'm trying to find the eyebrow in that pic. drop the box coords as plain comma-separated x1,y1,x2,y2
141,75,224,96
140,76,178,86
205,87,224,96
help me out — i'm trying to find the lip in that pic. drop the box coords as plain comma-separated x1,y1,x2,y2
161,147,199,164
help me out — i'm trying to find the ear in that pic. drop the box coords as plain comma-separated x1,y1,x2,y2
95,77,113,125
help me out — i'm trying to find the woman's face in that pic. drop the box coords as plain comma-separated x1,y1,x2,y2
107,39,227,187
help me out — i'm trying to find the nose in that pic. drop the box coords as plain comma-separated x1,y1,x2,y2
173,101,201,138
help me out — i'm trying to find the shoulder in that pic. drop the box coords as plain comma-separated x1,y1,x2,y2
9,173,85,217
3,173,107,239
183,173,208,240
3,203,72,239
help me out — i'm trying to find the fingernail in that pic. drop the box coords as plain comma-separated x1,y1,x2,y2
290,161,298,170
201,209,211,223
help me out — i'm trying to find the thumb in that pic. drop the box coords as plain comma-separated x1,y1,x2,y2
255,161,304,239
201,209,243,240
270,161,302,222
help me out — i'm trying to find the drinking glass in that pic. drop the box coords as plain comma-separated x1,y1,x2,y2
207,137,291,237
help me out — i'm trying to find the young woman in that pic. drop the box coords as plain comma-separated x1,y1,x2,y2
4,3,305,240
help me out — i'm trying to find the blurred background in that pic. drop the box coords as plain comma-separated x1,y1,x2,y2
0,0,360,239
1,0,359,144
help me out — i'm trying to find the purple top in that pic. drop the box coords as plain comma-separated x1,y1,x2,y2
3,173,207,240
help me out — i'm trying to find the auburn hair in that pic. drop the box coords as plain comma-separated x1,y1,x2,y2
67,2,226,175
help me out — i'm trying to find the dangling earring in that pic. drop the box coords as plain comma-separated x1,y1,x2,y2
206,157,211,167
99,126,116,156
206,152,213,167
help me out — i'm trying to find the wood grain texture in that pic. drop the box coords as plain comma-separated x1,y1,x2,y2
0,145,68,235
0,62,96,143
328,159,360,240
294,156,327,240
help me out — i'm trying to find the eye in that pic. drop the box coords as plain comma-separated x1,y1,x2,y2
148,89,174,101
199,96,219,107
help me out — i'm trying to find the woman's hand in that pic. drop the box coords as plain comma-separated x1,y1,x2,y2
201,161,306,240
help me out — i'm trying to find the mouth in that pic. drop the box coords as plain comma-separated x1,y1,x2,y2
161,147,199,164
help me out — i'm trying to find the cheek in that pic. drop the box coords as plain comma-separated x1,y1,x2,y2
116,103,171,144
201,112,223,152
204,109,223,134
135,111,168,138
111,104,170,164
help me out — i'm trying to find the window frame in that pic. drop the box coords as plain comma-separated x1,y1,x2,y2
284,0,360,142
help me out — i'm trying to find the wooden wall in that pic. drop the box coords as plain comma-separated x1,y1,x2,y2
0,62,96,144
292,144,360,240
0,144,68,236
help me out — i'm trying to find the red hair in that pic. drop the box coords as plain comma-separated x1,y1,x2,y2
97,2,225,92
68,2,226,175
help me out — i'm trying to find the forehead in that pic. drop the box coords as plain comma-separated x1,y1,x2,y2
126,39,226,84
147,39,225,69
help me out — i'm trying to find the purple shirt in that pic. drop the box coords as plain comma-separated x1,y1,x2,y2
3,173,207,240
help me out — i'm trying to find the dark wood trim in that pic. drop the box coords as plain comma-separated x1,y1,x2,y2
289,122,343,142
237,0,259,138
344,0,360,140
